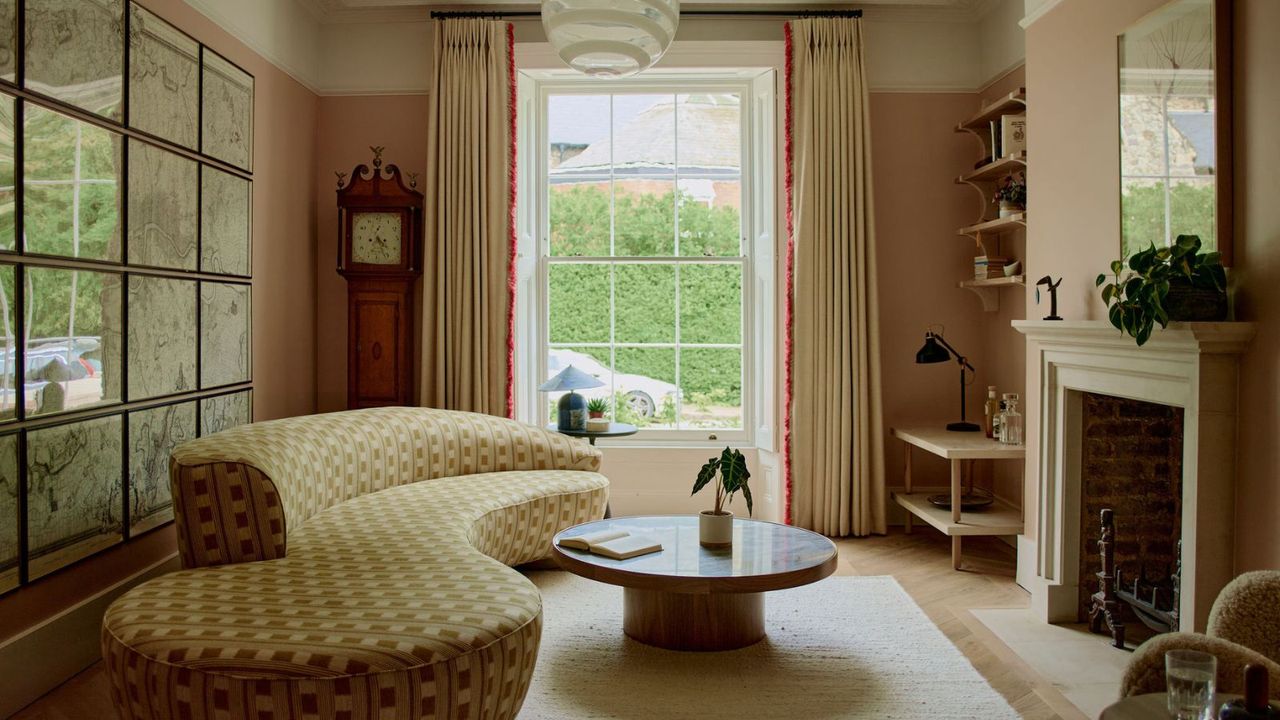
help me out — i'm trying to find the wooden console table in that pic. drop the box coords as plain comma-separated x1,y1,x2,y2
890,425,1025,570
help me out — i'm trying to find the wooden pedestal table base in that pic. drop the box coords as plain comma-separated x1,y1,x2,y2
553,516,837,652
623,588,765,651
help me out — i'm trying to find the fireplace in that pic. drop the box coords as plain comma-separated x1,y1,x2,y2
1013,321,1255,632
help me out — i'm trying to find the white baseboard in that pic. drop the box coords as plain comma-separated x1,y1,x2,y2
0,553,180,718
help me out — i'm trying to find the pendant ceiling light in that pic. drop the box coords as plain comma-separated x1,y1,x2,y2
541,0,680,78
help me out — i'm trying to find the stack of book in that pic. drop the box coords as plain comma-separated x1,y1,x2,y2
974,256,1008,279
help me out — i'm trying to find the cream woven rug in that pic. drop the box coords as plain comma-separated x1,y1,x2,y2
520,572,1019,719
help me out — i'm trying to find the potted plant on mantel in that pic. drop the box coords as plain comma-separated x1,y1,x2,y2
994,173,1026,217
691,447,752,548
1095,234,1228,347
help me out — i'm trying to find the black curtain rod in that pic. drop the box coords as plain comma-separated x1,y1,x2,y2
429,9,862,19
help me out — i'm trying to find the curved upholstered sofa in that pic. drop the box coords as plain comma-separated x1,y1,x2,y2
102,407,608,720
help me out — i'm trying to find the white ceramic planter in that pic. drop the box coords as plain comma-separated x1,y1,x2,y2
998,202,1023,218
699,510,733,549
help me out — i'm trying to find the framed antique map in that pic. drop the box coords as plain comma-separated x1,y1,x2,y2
25,0,124,121
128,401,196,533
201,50,253,171
127,275,197,400
128,4,198,148
128,140,198,270
200,165,251,276
0,1,254,594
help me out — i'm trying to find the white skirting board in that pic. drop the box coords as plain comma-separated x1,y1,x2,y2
0,553,180,718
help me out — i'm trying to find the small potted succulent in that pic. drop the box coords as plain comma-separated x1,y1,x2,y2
1096,234,1227,346
586,397,608,419
994,173,1027,217
691,447,752,548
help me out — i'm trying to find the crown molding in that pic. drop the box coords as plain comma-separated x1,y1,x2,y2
1019,0,1066,28
183,0,324,92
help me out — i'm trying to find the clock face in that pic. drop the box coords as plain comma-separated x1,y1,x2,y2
351,212,403,265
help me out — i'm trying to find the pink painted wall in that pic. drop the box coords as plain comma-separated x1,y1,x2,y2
871,92,991,495
0,0,318,644
1024,0,1280,568
314,95,429,414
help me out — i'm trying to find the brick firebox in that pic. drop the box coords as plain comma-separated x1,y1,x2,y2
1076,392,1184,623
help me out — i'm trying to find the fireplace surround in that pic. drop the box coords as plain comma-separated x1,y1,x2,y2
1013,320,1256,632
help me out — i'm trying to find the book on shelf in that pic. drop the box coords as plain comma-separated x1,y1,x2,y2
556,529,663,560
989,120,1001,159
1001,114,1027,156
974,255,1008,279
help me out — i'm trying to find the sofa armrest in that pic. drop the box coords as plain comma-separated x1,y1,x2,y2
1121,632,1280,699
1209,570,1280,664
170,459,287,569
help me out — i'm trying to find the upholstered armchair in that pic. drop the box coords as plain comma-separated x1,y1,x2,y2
1122,571,1280,699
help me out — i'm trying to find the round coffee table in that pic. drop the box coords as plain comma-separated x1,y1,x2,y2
551,515,838,651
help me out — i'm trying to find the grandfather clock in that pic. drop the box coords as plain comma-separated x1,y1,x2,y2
335,147,423,408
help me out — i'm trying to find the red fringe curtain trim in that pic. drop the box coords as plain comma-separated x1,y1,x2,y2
783,22,796,525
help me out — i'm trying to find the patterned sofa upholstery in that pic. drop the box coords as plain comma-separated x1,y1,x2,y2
101,408,608,720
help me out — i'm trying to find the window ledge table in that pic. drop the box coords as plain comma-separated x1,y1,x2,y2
546,422,638,446
890,425,1025,570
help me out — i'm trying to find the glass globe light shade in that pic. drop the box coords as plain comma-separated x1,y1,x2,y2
541,0,680,78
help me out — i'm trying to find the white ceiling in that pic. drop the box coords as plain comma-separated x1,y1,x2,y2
297,0,1003,24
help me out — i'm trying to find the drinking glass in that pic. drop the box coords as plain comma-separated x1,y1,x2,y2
1166,649,1217,720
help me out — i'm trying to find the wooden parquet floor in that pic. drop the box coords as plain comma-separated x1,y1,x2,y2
14,529,1085,719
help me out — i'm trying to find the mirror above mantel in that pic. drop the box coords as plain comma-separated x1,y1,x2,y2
1118,0,1233,265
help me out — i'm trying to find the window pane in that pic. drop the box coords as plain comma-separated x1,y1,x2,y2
679,347,742,429
615,178,674,256
1169,177,1215,249
24,104,122,261
549,180,610,257
677,93,740,173
613,94,674,173
549,263,610,344
545,346,610,421
680,264,741,344
679,179,740,257
614,264,674,343
1121,178,1166,258
615,346,675,428
0,264,13,421
548,94,609,173
25,267,122,415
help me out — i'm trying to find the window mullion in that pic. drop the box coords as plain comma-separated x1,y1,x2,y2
672,93,682,431
608,95,618,419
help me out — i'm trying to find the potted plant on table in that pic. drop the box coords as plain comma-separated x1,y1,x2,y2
994,173,1026,217
587,397,608,419
1095,234,1227,347
691,447,752,549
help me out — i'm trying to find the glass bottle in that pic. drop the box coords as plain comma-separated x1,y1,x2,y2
984,386,999,439
1000,393,1023,445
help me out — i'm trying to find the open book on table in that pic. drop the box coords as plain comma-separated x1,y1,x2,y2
556,529,663,560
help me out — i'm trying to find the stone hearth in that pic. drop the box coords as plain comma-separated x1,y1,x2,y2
1013,321,1255,632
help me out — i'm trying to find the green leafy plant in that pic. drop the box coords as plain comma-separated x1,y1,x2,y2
994,173,1027,207
586,397,608,415
691,447,752,516
1095,234,1226,346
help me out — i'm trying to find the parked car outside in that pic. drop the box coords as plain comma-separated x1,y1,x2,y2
547,348,678,420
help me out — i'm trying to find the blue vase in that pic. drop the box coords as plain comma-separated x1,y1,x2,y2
557,391,587,431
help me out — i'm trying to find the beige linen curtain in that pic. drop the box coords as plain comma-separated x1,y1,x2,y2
786,18,886,536
421,18,516,415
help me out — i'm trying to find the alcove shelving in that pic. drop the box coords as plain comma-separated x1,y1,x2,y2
954,87,1027,313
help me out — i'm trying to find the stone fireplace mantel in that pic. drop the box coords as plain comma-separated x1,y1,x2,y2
1013,320,1256,632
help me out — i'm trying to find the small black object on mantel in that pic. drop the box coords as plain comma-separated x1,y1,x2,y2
1037,275,1063,321
1219,664,1280,718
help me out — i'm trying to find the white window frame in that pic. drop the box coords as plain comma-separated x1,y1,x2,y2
515,70,776,448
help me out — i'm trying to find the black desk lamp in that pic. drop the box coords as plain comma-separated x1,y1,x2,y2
915,330,980,432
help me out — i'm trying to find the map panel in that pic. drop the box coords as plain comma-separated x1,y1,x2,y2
25,267,122,416
201,51,252,171
0,0,14,82
199,389,250,437
129,401,195,533
128,4,198,148
200,165,250,276
128,140,197,270
0,433,16,593
199,282,249,388
25,0,124,120
24,104,123,262
127,275,196,400
26,414,123,579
